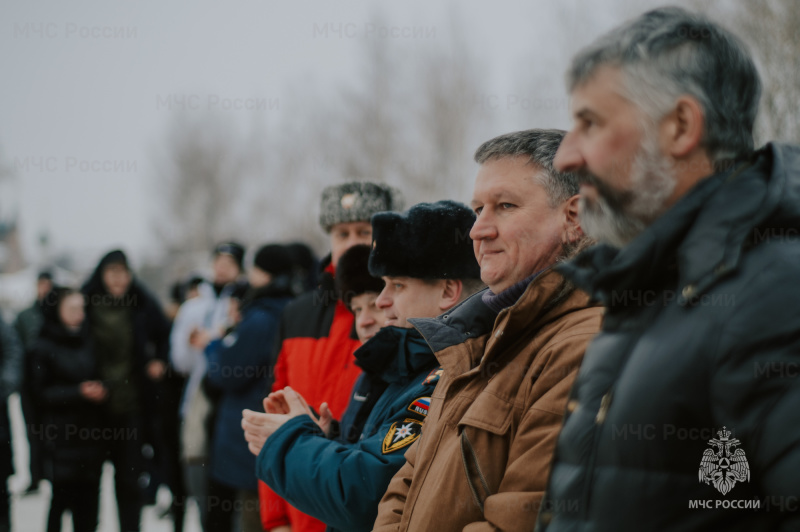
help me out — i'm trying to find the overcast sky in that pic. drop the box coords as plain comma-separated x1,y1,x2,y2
1,0,653,269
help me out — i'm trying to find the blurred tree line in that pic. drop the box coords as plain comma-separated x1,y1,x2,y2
152,16,492,285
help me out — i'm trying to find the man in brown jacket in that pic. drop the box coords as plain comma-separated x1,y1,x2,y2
372,129,603,532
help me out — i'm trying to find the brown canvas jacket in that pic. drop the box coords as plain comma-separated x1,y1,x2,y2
373,268,602,532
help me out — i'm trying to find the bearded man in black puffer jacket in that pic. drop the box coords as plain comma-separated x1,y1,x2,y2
537,7,800,532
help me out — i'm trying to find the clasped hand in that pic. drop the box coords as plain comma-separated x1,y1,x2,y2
241,386,334,456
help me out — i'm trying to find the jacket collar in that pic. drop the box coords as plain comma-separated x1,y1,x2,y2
354,326,437,384
412,269,590,362
409,288,497,354
559,143,800,308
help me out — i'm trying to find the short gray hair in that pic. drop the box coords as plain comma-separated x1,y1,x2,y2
568,6,760,164
473,129,579,207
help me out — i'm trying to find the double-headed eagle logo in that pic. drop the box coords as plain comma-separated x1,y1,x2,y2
698,427,750,495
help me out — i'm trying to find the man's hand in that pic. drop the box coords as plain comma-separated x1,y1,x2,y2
80,381,108,403
188,327,212,350
242,387,308,455
146,359,167,381
265,388,334,437
263,389,292,414
316,402,334,437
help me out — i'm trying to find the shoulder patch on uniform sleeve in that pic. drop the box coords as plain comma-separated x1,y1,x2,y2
382,418,423,454
407,397,431,417
422,367,443,386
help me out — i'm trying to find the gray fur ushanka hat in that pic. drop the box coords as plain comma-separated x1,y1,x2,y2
319,181,404,231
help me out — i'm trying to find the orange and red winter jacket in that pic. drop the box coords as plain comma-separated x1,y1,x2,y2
259,263,362,532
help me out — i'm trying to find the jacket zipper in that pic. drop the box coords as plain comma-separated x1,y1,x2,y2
581,387,614,519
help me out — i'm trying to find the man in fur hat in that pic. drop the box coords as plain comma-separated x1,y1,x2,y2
259,182,404,532
244,201,485,532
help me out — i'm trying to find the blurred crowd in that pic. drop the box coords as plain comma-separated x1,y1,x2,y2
3,239,321,532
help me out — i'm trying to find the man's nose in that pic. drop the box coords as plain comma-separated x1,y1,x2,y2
553,130,584,173
375,288,391,309
362,309,377,324
470,211,496,241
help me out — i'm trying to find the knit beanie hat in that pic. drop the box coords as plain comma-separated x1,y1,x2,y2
213,242,246,271
253,244,295,277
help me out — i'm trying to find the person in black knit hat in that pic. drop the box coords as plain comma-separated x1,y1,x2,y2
244,200,485,532
170,240,247,531
204,243,297,532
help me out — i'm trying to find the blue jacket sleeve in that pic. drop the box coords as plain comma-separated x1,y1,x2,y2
257,410,422,532
205,308,278,392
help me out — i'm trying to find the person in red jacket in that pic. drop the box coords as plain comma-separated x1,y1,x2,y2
260,181,403,532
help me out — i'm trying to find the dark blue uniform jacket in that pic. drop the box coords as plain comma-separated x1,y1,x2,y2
256,326,440,532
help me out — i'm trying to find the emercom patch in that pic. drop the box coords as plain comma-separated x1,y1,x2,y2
382,418,423,454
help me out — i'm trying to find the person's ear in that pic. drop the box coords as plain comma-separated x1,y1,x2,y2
662,95,705,158
439,279,463,311
562,194,582,244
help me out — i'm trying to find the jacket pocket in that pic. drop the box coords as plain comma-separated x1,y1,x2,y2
457,392,515,511
457,392,514,435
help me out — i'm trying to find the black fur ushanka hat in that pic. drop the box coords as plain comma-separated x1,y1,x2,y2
369,200,481,280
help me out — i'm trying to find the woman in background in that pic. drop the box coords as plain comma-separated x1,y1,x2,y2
31,287,107,532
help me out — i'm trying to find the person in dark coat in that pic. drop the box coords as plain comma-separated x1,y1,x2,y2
204,244,295,532
81,250,171,532
14,271,53,348
158,275,205,532
14,269,53,494
244,201,485,532
537,7,800,531
0,319,22,532
30,287,106,532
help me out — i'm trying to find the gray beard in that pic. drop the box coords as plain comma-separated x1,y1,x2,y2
579,194,646,249
579,135,677,249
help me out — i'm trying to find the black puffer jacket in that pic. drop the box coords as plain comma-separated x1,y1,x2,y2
30,319,105,484
538,144,800,532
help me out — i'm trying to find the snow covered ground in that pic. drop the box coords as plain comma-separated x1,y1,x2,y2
7,394,202,532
